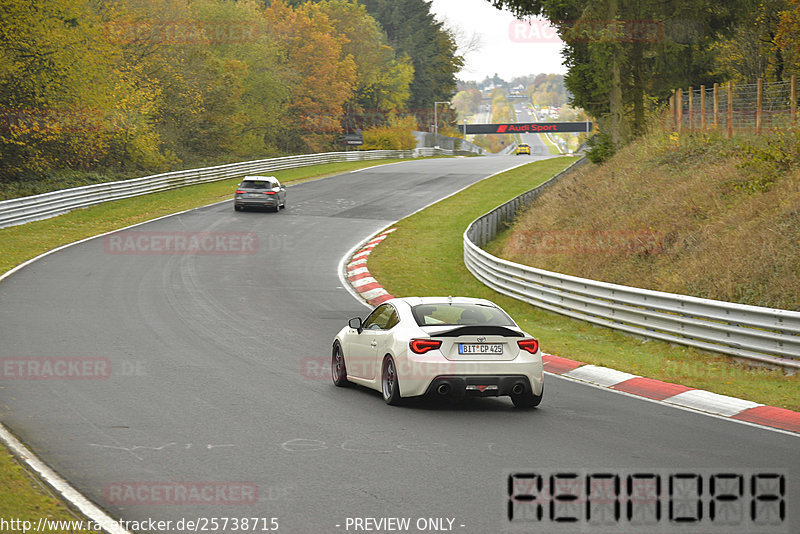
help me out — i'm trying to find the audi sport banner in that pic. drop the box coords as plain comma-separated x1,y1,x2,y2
458,122,593,134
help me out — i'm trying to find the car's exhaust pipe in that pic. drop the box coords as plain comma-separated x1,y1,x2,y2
512,383,525,395
437,383,450,395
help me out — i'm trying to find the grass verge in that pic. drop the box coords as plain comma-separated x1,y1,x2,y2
368,158,800,411
538,133,562,155
0,156,415,525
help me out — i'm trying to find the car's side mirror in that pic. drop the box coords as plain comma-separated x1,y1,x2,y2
348,317,363,334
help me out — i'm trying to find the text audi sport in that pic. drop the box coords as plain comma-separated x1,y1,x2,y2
332,297,543,408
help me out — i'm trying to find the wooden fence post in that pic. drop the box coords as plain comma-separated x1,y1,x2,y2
700,85,706,130
688,86,693,130
792,75,796,124
676,88,682,133
713,83,718,130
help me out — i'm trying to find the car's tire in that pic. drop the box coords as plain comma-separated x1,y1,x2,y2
234,205,242,211
381,356,402,406
511,382,543,409
331,342,350,387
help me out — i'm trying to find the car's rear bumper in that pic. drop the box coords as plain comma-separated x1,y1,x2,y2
396,357,543,398
424,375,534,398
235,198,278,208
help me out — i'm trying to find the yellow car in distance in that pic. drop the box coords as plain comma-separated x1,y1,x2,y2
515,143,531,155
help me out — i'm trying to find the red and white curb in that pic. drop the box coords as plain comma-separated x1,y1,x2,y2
543,354,800,434
345,228,397,306
343,230,800,435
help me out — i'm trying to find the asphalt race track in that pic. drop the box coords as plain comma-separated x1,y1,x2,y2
1,156,797,533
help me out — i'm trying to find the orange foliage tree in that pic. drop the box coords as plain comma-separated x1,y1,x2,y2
263,0,356,151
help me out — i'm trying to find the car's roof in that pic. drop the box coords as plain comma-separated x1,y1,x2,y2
519,143,530,146
387,296,500,308
242,175,279,182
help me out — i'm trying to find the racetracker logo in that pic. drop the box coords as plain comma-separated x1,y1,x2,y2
0,107,104,133
1,357,111,380
104,231,258,255
513,230,664,255
302,357,499,381
509,19,664,43
104,481,258,505
104,21,260,45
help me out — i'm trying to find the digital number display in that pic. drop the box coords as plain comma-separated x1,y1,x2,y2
506,470,788,533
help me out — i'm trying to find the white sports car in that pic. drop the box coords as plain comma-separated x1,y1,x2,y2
332,296,544,408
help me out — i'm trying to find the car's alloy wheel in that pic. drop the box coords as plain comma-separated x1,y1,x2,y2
331,343,349,386
382,356,402,405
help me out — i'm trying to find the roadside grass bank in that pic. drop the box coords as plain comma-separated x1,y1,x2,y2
0,450,100,533
538,133,561,155
0,157,415,523
367,158,800,411
0,158,413,276
488,129,800,311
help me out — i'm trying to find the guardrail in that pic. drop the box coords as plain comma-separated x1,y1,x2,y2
463,158,800,369
0,148,452,229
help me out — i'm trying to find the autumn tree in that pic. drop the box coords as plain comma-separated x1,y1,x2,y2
316,0,413,132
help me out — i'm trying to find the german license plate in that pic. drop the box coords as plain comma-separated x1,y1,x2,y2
458,343,503,354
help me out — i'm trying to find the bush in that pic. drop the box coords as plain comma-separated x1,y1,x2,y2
361,115,417,150
586,132,616,163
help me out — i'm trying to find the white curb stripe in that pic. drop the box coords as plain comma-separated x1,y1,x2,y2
351,277,377,289
360,287,390,300
347,267,370,277
564,365,638,387
347,258,367,268
665,390,763,417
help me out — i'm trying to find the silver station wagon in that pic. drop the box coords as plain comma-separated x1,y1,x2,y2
234,176,287,212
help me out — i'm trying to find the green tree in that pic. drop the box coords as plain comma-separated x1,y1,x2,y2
360,0,463,116
489,0,743,146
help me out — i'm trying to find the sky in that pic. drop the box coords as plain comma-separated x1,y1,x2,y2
429,0,566,82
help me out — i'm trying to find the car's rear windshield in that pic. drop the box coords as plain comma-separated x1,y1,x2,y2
240,180,275,189
411,303,516,327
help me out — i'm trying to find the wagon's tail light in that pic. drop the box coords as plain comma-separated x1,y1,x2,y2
236,190,245,194
410,339,442,354
517,339,539,354
264,191,276,195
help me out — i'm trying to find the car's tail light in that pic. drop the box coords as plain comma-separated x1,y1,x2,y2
236,190,245,194
409,339,442,354
264,191,276,195
518,339,539,354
